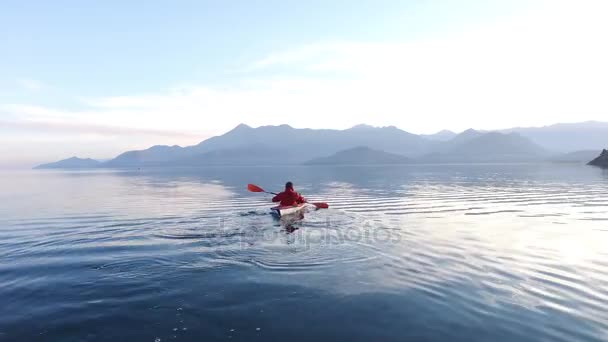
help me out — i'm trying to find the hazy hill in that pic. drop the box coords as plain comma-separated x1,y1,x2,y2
304,146,411,165
174,144,288,166
34,157,101,169
550,150,601,163
420,131,549,162
448,128,485,146
420,130,457,141
504,121,608,152
103,145,191,167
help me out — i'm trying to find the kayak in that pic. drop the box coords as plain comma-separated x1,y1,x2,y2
247,184,329,216
270,203,307,217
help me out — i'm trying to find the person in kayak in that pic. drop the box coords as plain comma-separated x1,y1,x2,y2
272,181,306,206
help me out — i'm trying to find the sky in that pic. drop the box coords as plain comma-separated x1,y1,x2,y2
1,0,607,167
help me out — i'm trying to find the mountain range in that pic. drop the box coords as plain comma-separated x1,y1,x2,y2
35,121,608,169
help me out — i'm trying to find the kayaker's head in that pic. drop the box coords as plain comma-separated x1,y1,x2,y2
285,181,294,191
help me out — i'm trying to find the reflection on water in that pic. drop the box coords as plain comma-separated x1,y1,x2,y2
0,164,607,341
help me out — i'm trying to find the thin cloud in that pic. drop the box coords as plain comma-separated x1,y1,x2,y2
247,42,341,70
16,78,45,91
0,119,210,140
3,0,608,144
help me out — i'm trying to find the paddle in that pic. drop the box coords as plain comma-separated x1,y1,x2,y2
247,183,277,195
247,183,329,209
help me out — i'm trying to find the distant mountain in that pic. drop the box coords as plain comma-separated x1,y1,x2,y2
191,124,433,158
304,146,410,165
420,131,549,162
174,145,288,166
421,130,457,141
100,124,434,167
423,128,484,154
34,157,101,169
503,121,608,152
550,150,601,164
36,121,608,169
103,145,190,167
448,128,485,146
349,124,377,130
588,149,608,168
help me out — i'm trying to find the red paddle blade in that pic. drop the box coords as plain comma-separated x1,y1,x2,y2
247,184,266,193
312,202,329,209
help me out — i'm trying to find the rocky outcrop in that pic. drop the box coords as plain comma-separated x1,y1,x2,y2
588,149,608,168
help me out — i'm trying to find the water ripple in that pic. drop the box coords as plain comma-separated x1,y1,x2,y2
1,166,608,341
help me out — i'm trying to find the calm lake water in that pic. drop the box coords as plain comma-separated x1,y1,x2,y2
1,164,608,341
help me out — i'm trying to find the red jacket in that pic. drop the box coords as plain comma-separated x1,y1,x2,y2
272,188,306,206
